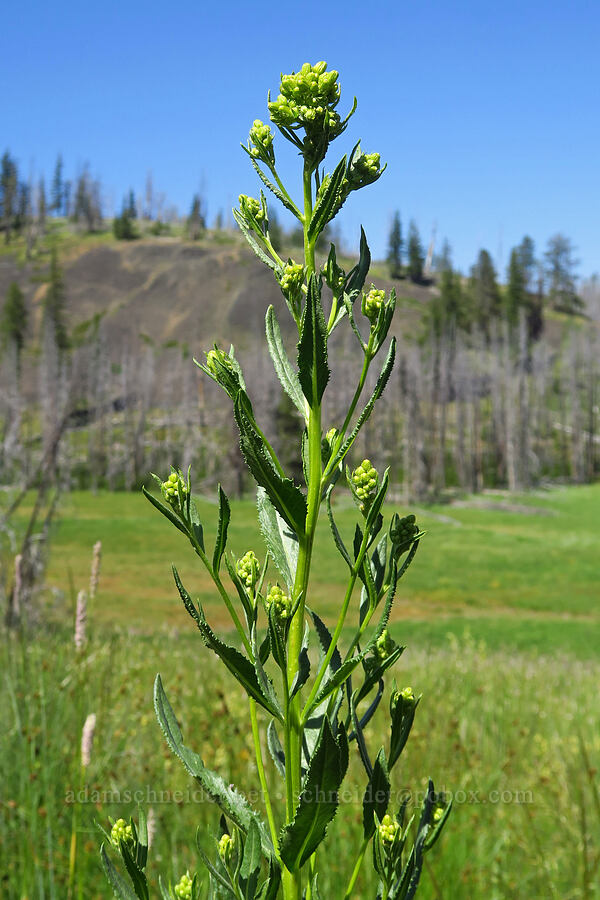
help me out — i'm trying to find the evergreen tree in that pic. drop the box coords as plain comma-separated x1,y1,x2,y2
387,210,403,278
186,194,205,240
468,248,501,336
544,233,582,313
44,247,68,350
72,167,102,232
113,195,137,240
505,247,526,325
38,176,47,228
407,219,424,283
126,189,137,219
51,154,64,215
517,235,536,290
1,151,18,244
1,281,28,363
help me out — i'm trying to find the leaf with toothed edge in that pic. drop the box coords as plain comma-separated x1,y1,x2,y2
265,306,307,418
297,275,330,407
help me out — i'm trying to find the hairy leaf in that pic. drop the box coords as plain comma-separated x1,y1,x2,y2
256,487,298,592
265,306,307,418
297,275,330,408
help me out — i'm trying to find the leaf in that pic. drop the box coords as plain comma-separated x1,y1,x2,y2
389,693,420,770
267,720,286,777
326,486,352,569
290,623,310,699
232,208,278,272
279,717,347,870
309,609,342,677
172,567,282,720
308,156,347,241
196,848,237,898
257,859,282,900
224,556,255,630
332,338,396,470
251,625,284,721
235,391,306,536
310,653,364,711
344,227,371,297
239,818,262,899
297,275,330,408
154,675,274,858
100,845,139,900
265,306,307,418
363,749,390,839
142,487,188,538
244,152,301,219
256,488,298,592
120,841,149,900
212,485,231,572
267,605,287,673
134,808,148,871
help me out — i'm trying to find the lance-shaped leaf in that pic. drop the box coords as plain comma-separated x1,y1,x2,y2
308,156,347,241
257,487,298,592
265,306,307,418
242,151,301,220
224,556,255,632
363,748,390,839
233,207,279,272
239,818,262,899
120,840,149,900
267,720,286,777
154,675,273,858
332,338,396,470
142,487,189,538
100,845,139,900
297,275,330,408
257,859,282,900
172,567,282,720
389,691,420,770
251,624,284,721
279,717,348,870
326,486,352,569
290,623,310,699
212,485,231,572
344,227,371,298
235,391,306,536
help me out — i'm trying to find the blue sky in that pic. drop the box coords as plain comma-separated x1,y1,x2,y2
3,0,599,278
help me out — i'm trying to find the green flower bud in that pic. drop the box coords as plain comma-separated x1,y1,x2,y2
374,629,396,662
378,813,399,845
248,119,275,163
238,194,265,223
110,818,133,849
393,686,416,708
351,458,379,505
265,584,292,621
236,550,260,590
161,470,189,507
218,832,234,865
432,806,444,824
362,285,386,323
279,261,304,295
174,871,193,900
389,513,419,550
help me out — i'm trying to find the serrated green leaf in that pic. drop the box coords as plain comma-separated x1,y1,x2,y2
363,749,390,839
389,693,420,770
256,487,298,592
279,717,347,869
154,675,274,858
232,208,278,272
134,808,148,871
297,275,330,408
142,487,188,537
290,623,310,699
100,845,139,900
213,485,231,572
267,605,287,673
243,152,301,219
120,840,149,900
267,720,286,777
333,338,396,469
265,306,307,418
171,568,282,720
308,156,347,241
310,653,364,711
239,818,262,899
326,486,352,569
235,392,306,536
344,227,371,297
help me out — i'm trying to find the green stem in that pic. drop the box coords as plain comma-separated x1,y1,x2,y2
249,699,279,855
343,837,369,899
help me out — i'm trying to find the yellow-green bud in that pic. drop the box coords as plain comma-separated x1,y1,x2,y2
280,261,304,295
238,194,264,222
174,871,193,900
432,806,444,824
374,629,396,661
218,832,234,865
265,584,292,621
110,818,133,849
236,550,260,590
351,459,379,503
363,286,386,323
161,471,188,505
378,813,399,845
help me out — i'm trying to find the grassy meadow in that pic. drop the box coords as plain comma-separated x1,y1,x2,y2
1,483,599,898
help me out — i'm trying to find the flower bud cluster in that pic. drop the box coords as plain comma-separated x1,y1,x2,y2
248,119,275,163
280,261,304,296
362,286,386,324
174,872,193,899
218,832,234,864
206,348,233,378
236,550,259,590
374,629,396,662
268,62,342,139
351,459,379,503
390,514,419,550
378,813,399,845
432,806,444,824
394,686,416,707
238,194,265,224
265,584,292,621
347,151,383,192
110,818,133,848
161,471,188,505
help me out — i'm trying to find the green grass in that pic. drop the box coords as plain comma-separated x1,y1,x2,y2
2,482,599,898
27,482,600,647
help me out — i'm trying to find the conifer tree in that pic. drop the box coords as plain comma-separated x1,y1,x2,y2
407,218,424,283
1,151,18,244
44,247,69,350
1,281,28,366
544,233,582,313
387,210,403,277
505,247,526,326
51,154,64,215
468,248,501,336
38,176,47,228
186,194,205,240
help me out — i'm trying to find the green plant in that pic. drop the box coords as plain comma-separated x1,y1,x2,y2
101,61,451,899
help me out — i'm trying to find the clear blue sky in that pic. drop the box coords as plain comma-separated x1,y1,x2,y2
3,0,599,278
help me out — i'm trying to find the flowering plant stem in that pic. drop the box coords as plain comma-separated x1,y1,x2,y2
100,61,451,900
